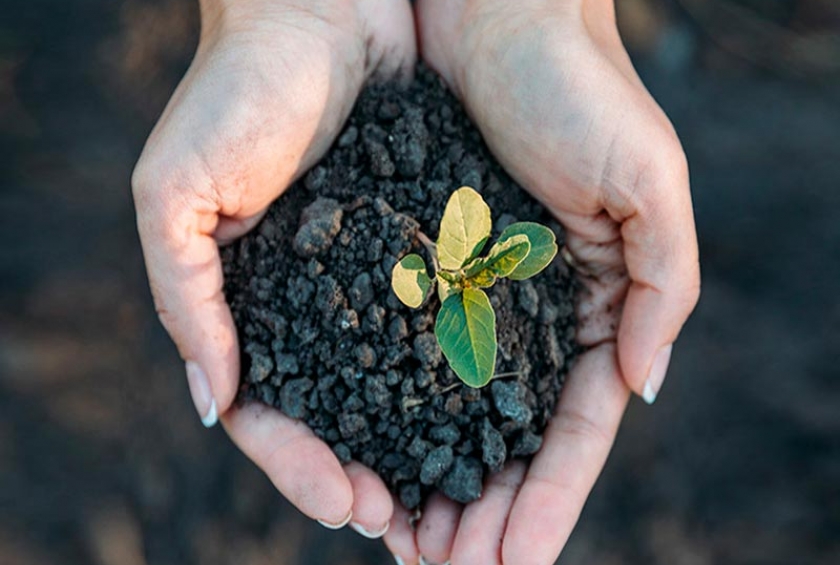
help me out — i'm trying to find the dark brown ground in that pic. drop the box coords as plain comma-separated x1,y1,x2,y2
222,67,577,508
1,1,838,564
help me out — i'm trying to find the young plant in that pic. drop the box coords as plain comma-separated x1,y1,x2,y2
391,186,558,388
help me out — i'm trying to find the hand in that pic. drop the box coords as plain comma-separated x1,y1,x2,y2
132,0,415,534
384,0,700,563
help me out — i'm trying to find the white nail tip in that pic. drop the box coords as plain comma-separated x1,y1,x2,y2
642,380,657,405
317,511,353,530
393,557,405,565
350,520,389,539
419,558,449,565
201,398,218,428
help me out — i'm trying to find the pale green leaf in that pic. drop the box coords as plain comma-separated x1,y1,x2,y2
391,254,432,308
435,288,497,388
437,186,492,270
464,234,531,285
498,222,558,280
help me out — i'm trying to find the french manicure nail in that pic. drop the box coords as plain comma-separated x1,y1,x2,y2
350,520,389,539
393,556,405,565
420,557,445,565
643,344,673,405
185,361,217,427
317,510,353,530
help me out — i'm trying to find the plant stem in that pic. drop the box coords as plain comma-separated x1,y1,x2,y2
437,370,527,394
416,231,440,272
492,371,526,380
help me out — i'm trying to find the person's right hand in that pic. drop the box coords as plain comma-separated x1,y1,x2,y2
131,0,415,535
383,0,701,563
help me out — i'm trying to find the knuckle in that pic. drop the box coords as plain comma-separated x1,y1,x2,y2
605,128,690,219
682,269,702,314
656,131,689,181
455,546,498,565
131,153,183,222
554,407,613,449
637,137,689,204
131,154,216,243
130,154,159,211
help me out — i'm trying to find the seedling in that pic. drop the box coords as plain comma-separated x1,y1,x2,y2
391,186,558,388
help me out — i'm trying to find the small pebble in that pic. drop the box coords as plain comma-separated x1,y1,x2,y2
440,457,483,503
420,445,454,485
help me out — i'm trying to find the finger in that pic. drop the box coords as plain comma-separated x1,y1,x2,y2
360,0,418,82
416,492,461,565
450,461,527,565
221,402,354,527
344,462,393,539
502,344,630,565
604,148,701,402
383,498,420,565
132,170,239,426
414,0,463,91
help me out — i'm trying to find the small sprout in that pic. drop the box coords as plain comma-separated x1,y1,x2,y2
390,186,558,388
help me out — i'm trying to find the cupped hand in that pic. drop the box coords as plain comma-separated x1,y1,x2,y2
132,0,415,534
384,0,701,563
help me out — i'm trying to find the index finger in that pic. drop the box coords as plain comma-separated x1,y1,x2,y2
222,402,355,527
604,142,701,402
132,170,240,424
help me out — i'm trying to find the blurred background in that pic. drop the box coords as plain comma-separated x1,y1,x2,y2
1,0,838,563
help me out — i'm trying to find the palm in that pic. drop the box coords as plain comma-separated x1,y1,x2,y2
380,1,700,563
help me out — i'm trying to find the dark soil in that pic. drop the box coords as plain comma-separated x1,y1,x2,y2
221,66,578,508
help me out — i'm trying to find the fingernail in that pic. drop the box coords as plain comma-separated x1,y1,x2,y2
350,520,389,539
393,557,405,565
643,344,673,405
185,361,217,427
317,510,353,530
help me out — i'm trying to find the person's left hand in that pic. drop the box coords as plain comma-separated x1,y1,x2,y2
383,1,701,563
132,0,416,537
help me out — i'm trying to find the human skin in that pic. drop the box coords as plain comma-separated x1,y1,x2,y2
383,1,700,564
132,0,700,562
131,0,416,536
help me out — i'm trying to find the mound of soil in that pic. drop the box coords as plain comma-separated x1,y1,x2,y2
222,66,579,509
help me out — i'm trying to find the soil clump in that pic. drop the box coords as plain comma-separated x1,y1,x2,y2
222,66,579,509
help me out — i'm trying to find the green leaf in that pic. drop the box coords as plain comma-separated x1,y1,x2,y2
391,254,432,308
435,288,497,388
464,234,531,285
437,186,492,270
436,272,459,303
498,222,558,280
